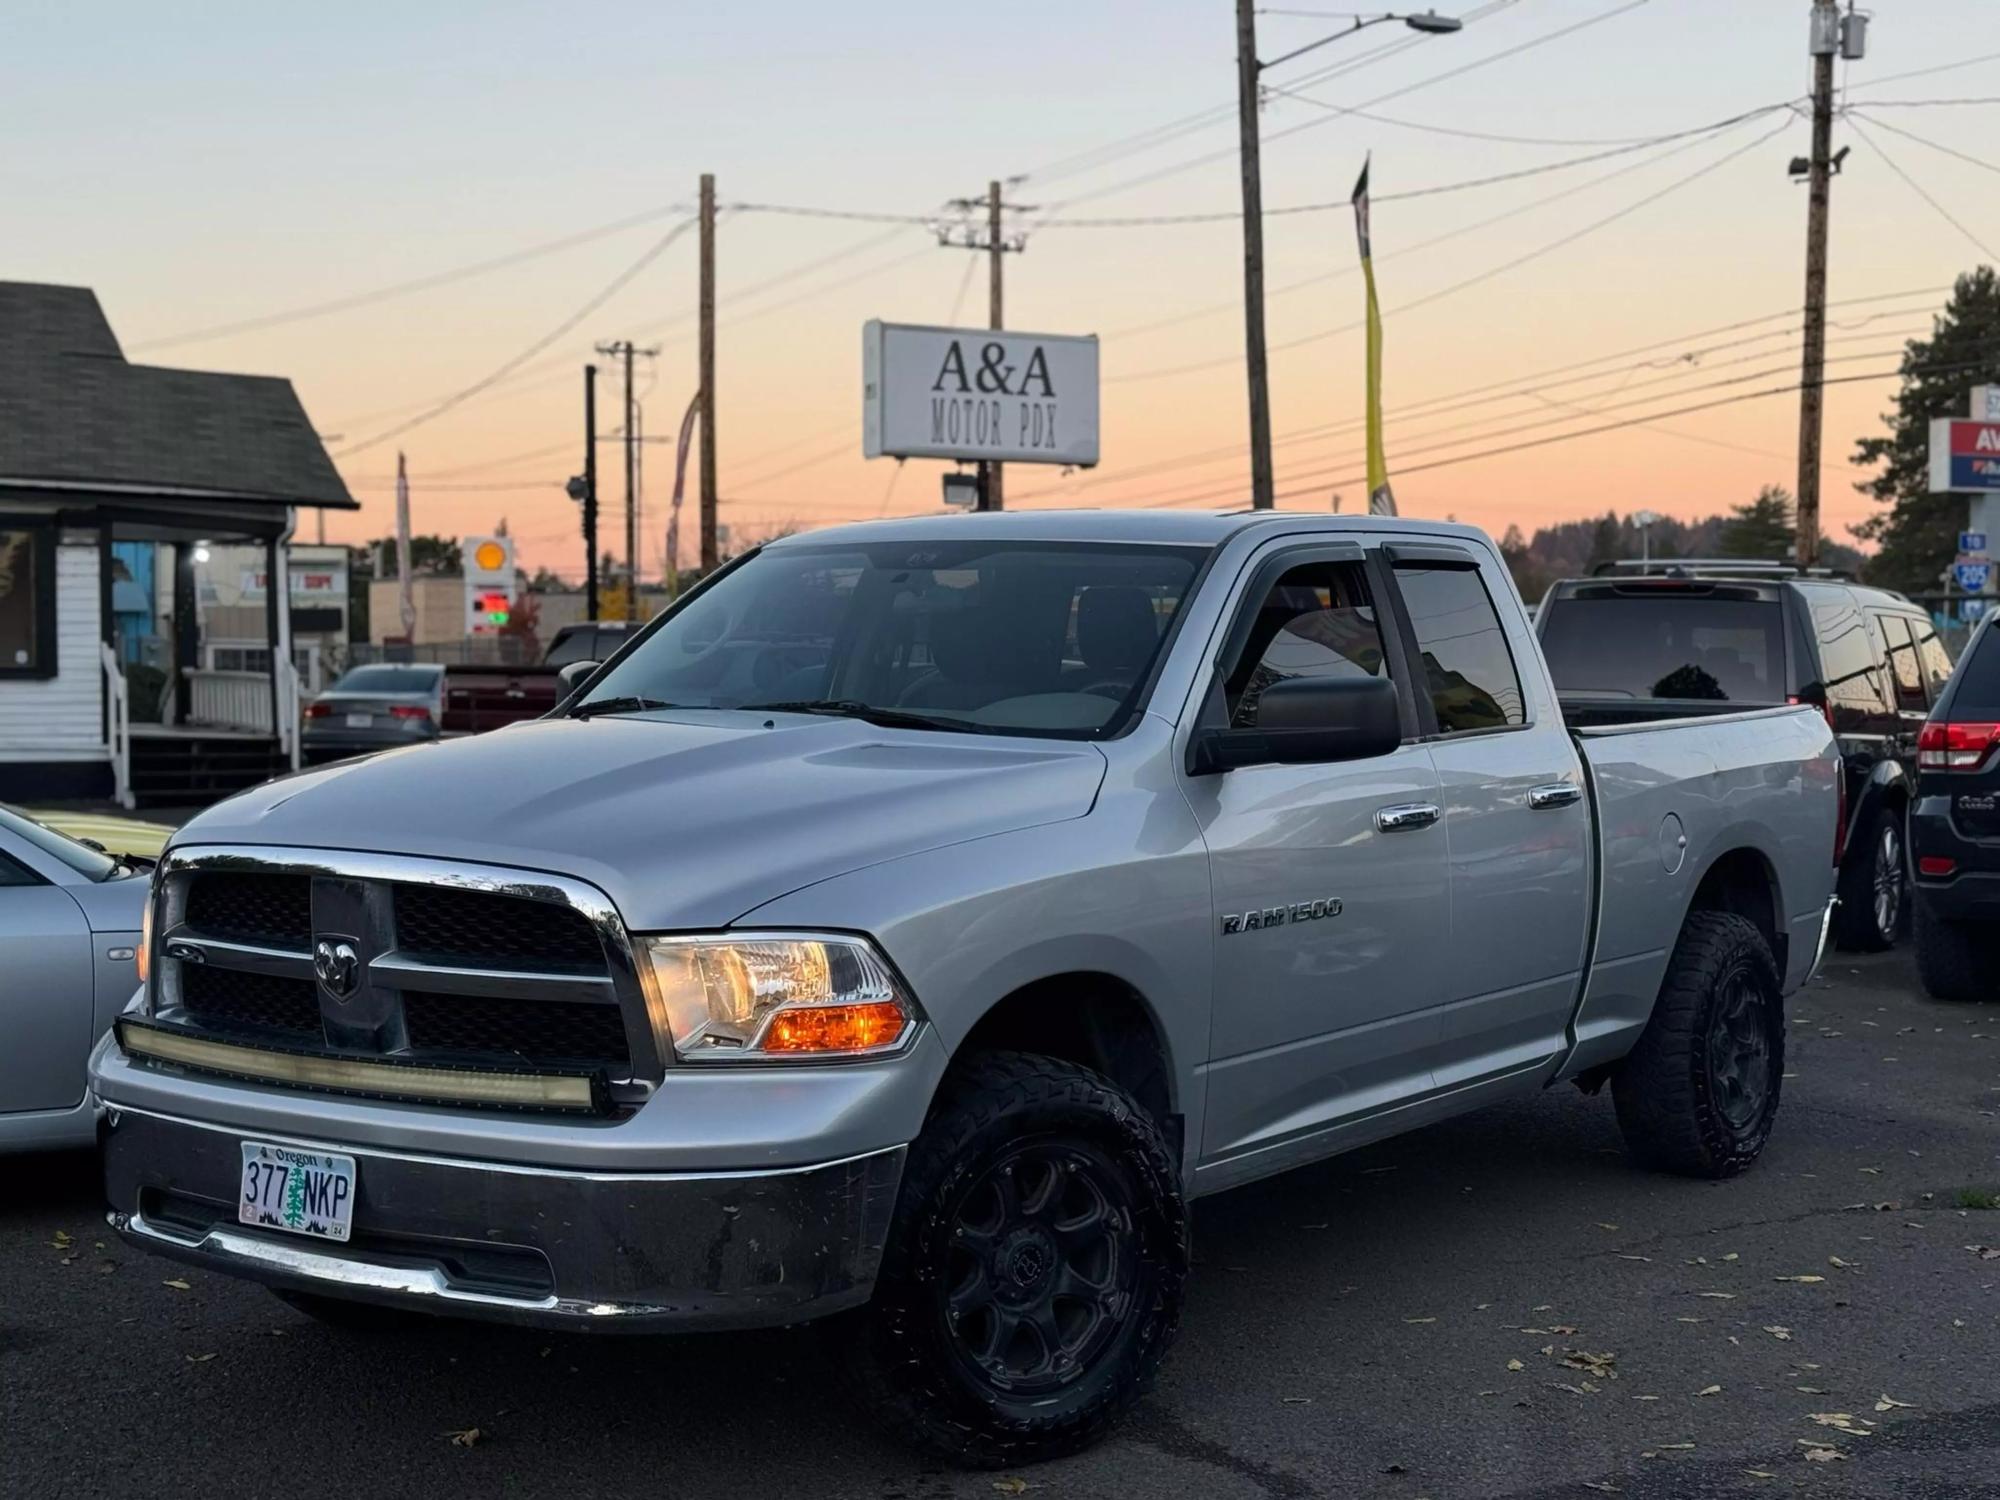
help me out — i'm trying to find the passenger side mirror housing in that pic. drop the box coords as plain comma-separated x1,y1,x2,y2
1187,674,1402,775
556,660,600,697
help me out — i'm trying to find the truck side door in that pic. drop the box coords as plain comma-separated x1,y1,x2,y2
1383,543,1592,1089
1179,543,1449,1183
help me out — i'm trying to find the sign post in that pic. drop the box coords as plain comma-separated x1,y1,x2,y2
863,322,1100,471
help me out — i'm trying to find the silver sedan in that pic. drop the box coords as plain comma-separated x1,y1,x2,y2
0,805,149,1153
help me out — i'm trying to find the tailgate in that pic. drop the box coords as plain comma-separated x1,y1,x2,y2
442,669,561,733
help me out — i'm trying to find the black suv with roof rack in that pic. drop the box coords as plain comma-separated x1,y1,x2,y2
1536,559,1956,952
1909,609,2000,1000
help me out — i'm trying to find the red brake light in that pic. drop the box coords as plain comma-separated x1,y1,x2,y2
1919,721,2000,771
389,704,431,721
304,702,332,719
1918,855,1957,878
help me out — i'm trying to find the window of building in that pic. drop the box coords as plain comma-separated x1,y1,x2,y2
0,523,57,679
1394,565,1526,732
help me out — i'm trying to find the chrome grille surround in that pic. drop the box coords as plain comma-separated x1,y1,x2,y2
147,845,663,1106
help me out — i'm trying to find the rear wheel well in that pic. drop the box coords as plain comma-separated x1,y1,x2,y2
956,975,1175,1133
1688,847,1784,975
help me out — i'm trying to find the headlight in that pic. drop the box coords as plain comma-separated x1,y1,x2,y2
638,933,917,1061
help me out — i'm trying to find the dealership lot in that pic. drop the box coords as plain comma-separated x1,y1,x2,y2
6,947,1997,1500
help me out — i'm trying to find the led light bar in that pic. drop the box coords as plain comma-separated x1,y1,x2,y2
115,1018,606,1114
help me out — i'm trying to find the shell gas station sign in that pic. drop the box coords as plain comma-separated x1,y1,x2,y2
460,535,515,635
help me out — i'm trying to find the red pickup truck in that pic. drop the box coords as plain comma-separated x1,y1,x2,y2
439,663,563,736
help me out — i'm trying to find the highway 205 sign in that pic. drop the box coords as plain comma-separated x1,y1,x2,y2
863,321,1099,467
1930,418,2000,492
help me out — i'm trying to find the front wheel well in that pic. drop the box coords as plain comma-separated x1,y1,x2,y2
954,974,1175,1134
1686,846,1784,977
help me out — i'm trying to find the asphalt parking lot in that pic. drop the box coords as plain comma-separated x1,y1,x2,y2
5,947,1997,1500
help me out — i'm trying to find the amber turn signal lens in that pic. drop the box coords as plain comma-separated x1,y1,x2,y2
136,898,152,986
760,1001,909,1054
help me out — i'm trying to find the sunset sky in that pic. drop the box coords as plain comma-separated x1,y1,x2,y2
7,1,1997,581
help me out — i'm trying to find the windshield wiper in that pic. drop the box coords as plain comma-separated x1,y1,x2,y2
572,695,678,718
740,699,994,734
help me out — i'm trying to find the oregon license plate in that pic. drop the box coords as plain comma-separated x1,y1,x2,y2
239,1142,356,1242
345,712,373,728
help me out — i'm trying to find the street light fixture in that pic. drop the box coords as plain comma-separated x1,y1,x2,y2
1236,4,1464,506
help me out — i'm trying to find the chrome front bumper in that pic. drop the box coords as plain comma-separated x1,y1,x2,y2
103,1105,905,1331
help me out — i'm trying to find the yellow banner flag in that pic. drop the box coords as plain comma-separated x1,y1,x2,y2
1352,156,1396,516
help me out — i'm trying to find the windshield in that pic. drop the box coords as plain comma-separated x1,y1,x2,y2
0,804,122,881
331,665,440,694
1542,595,1785,702
583,539,1207,737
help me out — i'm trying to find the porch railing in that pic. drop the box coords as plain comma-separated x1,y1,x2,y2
101,643,134,810
185,669,273,734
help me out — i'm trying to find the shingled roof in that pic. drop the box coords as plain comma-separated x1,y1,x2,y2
0,282,356,509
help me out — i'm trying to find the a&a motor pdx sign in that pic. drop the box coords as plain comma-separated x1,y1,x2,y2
863,321,1099,467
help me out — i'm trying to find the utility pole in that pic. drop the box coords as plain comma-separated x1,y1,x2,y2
941,180,1029,510
594,339,658,620
1236,0,1274,508
1795,0,1841,570
582,363,599,621
699,172,719,569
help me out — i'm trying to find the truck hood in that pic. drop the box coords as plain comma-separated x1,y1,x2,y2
172,712,1108,930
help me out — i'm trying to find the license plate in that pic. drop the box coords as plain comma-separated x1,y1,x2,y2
345,713,373,728
239,1142,356,1242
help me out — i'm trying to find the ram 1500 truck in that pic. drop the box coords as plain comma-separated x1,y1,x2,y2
93,512,1840,1467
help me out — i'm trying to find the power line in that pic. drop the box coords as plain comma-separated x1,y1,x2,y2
1845,51,2000,93
1026,0,1643,225
1847,116,2000,263
1106,116,1789,385
1015,286,1947,503
1845,97,2000,110
1846,110,2000,179
128,202,689,353
333,215,698,460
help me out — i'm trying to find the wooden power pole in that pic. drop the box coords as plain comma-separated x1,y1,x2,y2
699,172,719,569
1795,0,1839,569
984,179,1006,511
582,362,599,622
1235,0,1274,509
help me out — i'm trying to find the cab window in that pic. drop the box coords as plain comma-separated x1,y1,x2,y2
1223,561,1389,729
1393,565,1526,732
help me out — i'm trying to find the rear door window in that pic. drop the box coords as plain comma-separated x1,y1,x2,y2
1916,627,1957,702
1877,614,1928,711
1538,592,1785,703
1808,592,1892,716
1394,565,1525,732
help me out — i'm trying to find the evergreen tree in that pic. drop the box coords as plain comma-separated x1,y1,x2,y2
1852,266,2000,592
1586,513,1624,572
1720,486,1797,559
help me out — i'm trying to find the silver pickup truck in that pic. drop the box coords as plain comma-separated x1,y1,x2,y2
92,511,1839,1466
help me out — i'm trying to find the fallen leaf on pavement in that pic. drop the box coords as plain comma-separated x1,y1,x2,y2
1829,1256,1856,1270
1696,1292,1738,1299
1875,1394,1914,1412
1802,1448,1848,1463
1403,1316,1436,1324
1281,1396,1312,1405
445,1429,483,1449
1744,1470,1777,1479
1507,1359,1524,1372
992,1479,1029,1495
1581,1483,1620,1494
162,1279,191,1291
1722,1252,1740,1262
1696,1385,1721,1397
1807,1413,1867,1431
1597,1223,1619,1231
1632,1395,1661,1402
184,1352,217,1363
1763,1326,1793,1340
1774,1275,1826,1284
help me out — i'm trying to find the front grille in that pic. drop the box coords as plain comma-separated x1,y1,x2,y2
402,991,631,1067
179,965,323,1040
393,884,603,967
149,852,653,1109
185,872,313,947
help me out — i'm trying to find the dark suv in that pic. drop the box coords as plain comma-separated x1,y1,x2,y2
1910,611,2000,1000
1537,564,1954,951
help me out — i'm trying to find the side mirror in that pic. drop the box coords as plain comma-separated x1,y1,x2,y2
556,660,600,696
1188,674,1402,775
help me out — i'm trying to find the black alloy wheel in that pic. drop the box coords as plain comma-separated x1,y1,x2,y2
940,1139,1139,1396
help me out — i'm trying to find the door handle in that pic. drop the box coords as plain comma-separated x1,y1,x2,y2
1527,782,1583,811
1375,802,1441,833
